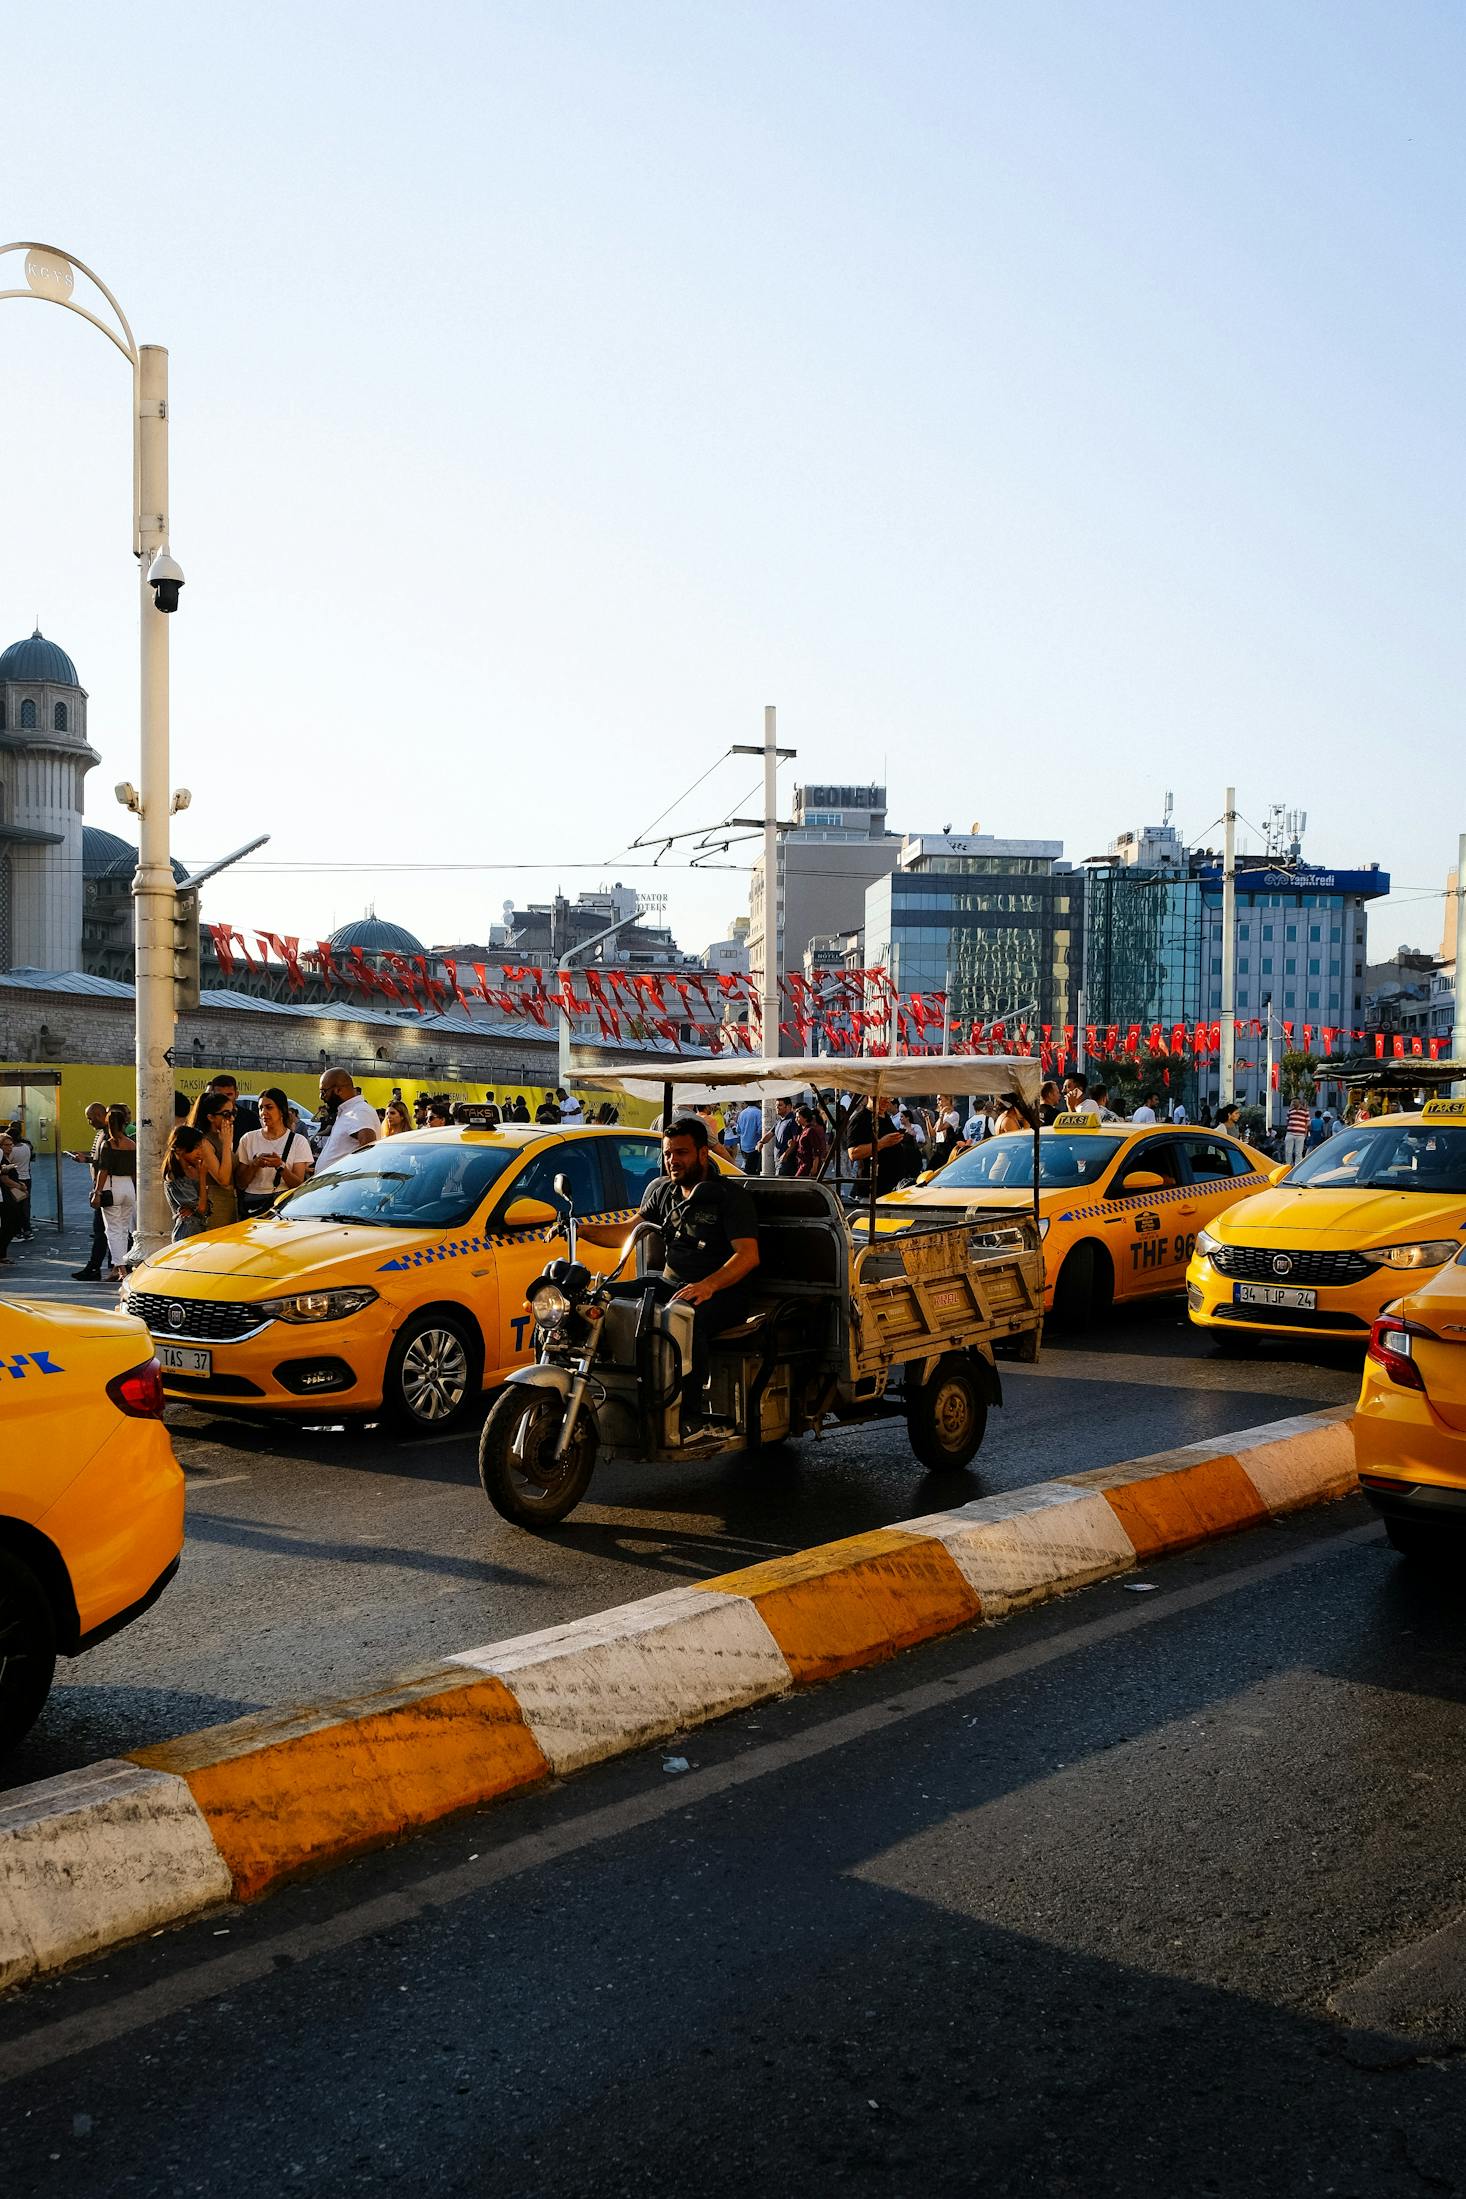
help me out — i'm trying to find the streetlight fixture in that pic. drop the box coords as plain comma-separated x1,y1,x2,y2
0,241,179,1252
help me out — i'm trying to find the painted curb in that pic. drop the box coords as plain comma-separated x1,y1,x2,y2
0,1405,1357,1989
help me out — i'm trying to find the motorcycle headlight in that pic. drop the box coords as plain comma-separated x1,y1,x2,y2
1362,1240,1460,1271
252,1287,379,1323
528,1281,572,1329
1195,1227,1222,1259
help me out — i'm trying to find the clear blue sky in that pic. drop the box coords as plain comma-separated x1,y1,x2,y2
3,1,1461,963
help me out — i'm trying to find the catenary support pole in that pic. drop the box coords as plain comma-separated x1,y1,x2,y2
761,704,779,1172
1219,786,1237,1112
1264,993,1276,1137
132,344,176,1255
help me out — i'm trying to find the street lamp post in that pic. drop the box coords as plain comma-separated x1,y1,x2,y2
0,242,180,1252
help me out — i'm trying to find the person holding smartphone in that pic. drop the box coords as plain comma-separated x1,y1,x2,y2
234,1088,314,1218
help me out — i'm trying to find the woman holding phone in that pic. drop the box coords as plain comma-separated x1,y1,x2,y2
234,1087,314,1217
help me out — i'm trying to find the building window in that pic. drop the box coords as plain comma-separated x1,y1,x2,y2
19,698,36,730
1308,991,1320,1011
53,701,68,732
1285,958,1297,975
1261,957,1273,975
1309,924,1321,942
1308,958,1320,976
1262,924,1273,941
1285,991,1296,1010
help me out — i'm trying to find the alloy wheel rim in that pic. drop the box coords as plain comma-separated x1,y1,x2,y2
401,1327,469,1422
510,1398,589,1506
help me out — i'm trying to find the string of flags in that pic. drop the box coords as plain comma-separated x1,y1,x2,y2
205,929,1445,1067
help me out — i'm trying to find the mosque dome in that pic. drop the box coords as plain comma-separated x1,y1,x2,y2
328,914,427,957
82,824,188,884
0,629,80,686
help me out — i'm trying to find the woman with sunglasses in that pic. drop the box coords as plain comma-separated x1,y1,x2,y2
187,1088,238,1229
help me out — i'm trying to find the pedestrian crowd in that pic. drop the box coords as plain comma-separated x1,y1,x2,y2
2,1073,611,1282
0,1061,1378,1286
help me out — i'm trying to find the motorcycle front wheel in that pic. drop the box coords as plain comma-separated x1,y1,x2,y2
479,1386,600,1528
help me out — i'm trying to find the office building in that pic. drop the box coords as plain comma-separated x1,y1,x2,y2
748,784,900,1050
864,831,1082,1038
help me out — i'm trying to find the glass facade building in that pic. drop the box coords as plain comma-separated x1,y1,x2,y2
1083,864,1204,1033
865,835,1081,1033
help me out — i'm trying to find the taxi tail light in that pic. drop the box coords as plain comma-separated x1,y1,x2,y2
1366,1316,1427,1393
106,1356,166,1419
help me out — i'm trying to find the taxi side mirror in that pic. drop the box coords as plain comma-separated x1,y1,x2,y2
1122,1170,1166,1193
1267,1164,1291,1186
502,1197,559,1230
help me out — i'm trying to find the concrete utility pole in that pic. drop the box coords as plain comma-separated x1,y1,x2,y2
1264,993,1276,1134
1219,786,1238,1108
733,707,794,1169
0,244,184,1253
1454,833,1466,1095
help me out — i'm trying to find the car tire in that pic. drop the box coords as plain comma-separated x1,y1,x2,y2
1052,1244,1098,1327
479,1386,599,1527
0,1549,58,1757
383,1310,482,1435
906,1354,989,1472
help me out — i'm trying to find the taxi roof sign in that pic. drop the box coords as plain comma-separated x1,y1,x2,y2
1052,1112,1102,1132
1421,1097,1466,1119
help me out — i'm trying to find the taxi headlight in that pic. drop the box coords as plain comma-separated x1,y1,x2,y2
1195,1227,1222,1260
528,1281,572,1329
1362,1240,1460,1271
253,1287,379,1323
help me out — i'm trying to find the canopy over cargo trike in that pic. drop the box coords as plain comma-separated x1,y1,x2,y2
477,1055,1046,1526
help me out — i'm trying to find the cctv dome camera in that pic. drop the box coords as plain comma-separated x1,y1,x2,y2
147,547,185,613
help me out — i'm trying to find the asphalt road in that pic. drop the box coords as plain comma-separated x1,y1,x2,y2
4,1499,1464,2197
4,1300,1359,1791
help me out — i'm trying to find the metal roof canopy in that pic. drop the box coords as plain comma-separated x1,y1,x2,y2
1326,1054,1466,1090
587,1053,1044,1106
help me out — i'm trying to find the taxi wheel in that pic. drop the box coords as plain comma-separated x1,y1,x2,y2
907,1356,988,1472
0,1550,58,1756
383,1311,482,1434
479,1388,599,1527
1052,1245,1098,1326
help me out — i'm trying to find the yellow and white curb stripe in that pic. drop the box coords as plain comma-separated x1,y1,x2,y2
0,1405,1357,1992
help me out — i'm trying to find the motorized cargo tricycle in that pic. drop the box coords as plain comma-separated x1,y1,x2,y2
477,1057,1047,1527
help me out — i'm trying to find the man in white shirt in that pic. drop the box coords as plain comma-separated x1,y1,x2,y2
315,1068,382,1173
1130,1090,1160,1125
556,1087,585,1123
1170,1099,1188,1125
6,1120,32,1239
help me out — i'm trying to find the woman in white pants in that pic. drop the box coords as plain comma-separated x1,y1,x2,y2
93,1105,137,1282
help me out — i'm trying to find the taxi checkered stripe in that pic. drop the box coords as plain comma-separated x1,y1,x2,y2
1057,1173,1267,1226
377,1208,641,1273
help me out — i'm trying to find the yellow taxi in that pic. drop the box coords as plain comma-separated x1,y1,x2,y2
0,1294,183,1753
123,1123,684,1433
1353,1247,1466,1556
1186,1101,1466,1346
880,1113,1273,1323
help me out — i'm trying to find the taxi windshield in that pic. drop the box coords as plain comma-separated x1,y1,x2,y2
931,1132,1126,1191
278,1141,521,1229
1286,1122,1466,1196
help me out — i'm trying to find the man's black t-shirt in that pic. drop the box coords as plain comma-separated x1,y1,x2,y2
847,1105,906,1195
639,1167,759,1285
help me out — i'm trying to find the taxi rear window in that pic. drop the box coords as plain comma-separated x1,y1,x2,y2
1287,1123,1466,1196
934,1132,1125,1191
279,1143,521,1229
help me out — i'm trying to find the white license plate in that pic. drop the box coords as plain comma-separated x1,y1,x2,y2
1234,1283,1317,1311
156,1342,212,1375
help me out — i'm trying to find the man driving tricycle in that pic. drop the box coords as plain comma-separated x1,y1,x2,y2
476,1057,1047,1529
